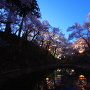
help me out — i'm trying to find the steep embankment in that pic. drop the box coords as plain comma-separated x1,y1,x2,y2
0,31,56,73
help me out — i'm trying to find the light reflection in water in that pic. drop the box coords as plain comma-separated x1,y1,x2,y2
35,68,89,90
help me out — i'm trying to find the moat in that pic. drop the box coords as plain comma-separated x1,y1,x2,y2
34,68,90,90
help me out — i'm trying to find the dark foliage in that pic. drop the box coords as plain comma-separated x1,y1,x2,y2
0,31,56,72
6,0,40,17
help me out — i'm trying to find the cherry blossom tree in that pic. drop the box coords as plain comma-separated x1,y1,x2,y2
35,25,67,57
67,22,90,50
0,0,40,35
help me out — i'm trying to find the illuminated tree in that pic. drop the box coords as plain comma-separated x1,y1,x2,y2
67,21,90,50
37,26,68,57
71,37,88,53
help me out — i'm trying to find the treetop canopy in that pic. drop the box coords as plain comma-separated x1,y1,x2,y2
1,0,40,17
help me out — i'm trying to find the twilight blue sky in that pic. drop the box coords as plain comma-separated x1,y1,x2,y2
37,0,90,39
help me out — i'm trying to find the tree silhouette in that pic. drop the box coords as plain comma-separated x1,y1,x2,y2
0,0,40,35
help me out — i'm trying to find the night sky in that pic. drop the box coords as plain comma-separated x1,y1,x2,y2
37,0,90,38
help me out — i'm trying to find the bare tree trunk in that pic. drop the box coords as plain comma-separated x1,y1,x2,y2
18,16,24,37
31,31,39,42
22,30,28,40
53,47,57,56
5,10,12,34
82,37,90,50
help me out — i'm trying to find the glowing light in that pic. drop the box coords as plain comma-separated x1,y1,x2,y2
71,69,75,72
40,45,42,46
46,78,49,81
49,46,52,47
78,49,84,53
57,69,61,72
79,75,85,78
79,75,87,86
48,49,51,51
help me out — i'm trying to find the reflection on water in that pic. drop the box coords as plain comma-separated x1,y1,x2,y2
34,68,90,90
